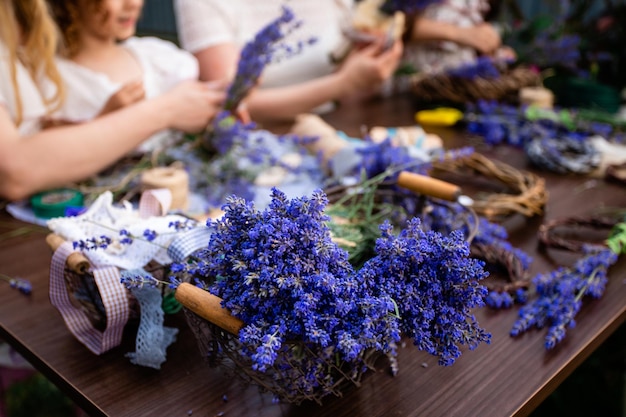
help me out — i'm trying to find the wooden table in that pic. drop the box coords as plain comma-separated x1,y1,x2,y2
1,95,625,417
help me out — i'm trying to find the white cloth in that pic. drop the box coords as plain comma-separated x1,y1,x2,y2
174,0,353,89
54,36,199,153
404,0,490,74
47,191,193,271
0,42,53,136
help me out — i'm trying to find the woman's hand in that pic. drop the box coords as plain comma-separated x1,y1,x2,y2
336,38,403,96
160,80,227,133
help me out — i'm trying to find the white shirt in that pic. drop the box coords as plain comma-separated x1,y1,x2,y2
0,42,51,136
174,0,354,89
404,0,490,74
54,36,199,153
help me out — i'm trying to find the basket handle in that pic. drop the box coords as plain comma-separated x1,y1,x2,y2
397,171,461,201
175,283,244,335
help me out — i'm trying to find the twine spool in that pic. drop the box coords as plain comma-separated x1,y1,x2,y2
519,87,554,109
140,167,189,211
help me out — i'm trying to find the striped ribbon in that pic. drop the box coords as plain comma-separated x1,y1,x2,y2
49,189,170,354
50,241,129,354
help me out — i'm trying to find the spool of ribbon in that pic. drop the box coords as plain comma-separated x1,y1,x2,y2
140,167,189,211
519,87,554,109
30,189,84,219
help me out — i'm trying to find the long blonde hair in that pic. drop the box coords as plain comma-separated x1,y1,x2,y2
0,0,65,126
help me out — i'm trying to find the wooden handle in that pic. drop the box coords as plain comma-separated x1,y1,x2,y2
175,283,244,335
397,171,461,201
45,233,90,274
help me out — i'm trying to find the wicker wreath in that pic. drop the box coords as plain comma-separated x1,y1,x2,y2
538,216,619,253
431,152,548,221
411,66,541,104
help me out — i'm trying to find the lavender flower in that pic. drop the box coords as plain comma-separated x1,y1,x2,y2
183,188,400,394
510,247,618,349
120,274,160,290
359,219,491,366
224,6,316,112
202,112,318,208
446,56,501,80
1,274,32,296
73,235,112,251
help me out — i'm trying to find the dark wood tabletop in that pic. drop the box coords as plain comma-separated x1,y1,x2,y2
1,94,625,417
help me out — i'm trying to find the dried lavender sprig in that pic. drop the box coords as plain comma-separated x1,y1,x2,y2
224,6,316,112
510,246,618,349
0,273,32,296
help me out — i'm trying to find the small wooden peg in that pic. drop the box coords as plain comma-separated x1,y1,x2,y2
397,171,462,201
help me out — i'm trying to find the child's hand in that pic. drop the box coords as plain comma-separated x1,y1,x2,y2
458,23,501,55
99,80,145,116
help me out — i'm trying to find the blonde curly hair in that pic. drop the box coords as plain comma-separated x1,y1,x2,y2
0,0,65,126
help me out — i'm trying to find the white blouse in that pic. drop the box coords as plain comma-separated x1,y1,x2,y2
54,36,199,153
404,0,490,74
174,0,354,89
0,42,51,136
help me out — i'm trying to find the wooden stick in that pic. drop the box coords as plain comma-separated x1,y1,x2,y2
45,233,90,274
175,283,244,335
397,171,462,201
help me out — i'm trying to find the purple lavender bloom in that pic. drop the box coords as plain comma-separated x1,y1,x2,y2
186,188,400,381
73,235,112,251
359,218,491,366
510,247,618,348
446,56,501,80
2,275,32,296
224,6,316,112
120,274,159,290
142,229,157,242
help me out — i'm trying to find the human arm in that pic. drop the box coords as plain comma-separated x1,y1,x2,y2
98,80,146,116
194,39,403,123
0,80,225,201
409,17,501,55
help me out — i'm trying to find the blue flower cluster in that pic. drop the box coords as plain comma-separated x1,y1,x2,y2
202,112,319,208
224,6,316,112
379,0,443,14
466,100,617,148
74,228,161,250
176,187,490,396
193,189,400,372
465,100,604,174
446,56,501,80
359,219,491,366
510,246,618,349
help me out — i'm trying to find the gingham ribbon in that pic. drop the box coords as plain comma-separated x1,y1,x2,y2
167,226,212,262
50,241,130,354
138,188,171,218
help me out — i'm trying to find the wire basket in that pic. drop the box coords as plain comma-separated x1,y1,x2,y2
176,283,382,405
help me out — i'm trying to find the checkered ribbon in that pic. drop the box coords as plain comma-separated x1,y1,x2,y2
138,188,171,218
50,241,130,354
167,227,212,262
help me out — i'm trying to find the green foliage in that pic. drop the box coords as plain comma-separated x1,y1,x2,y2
6,373,76,417
606,222,626,255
